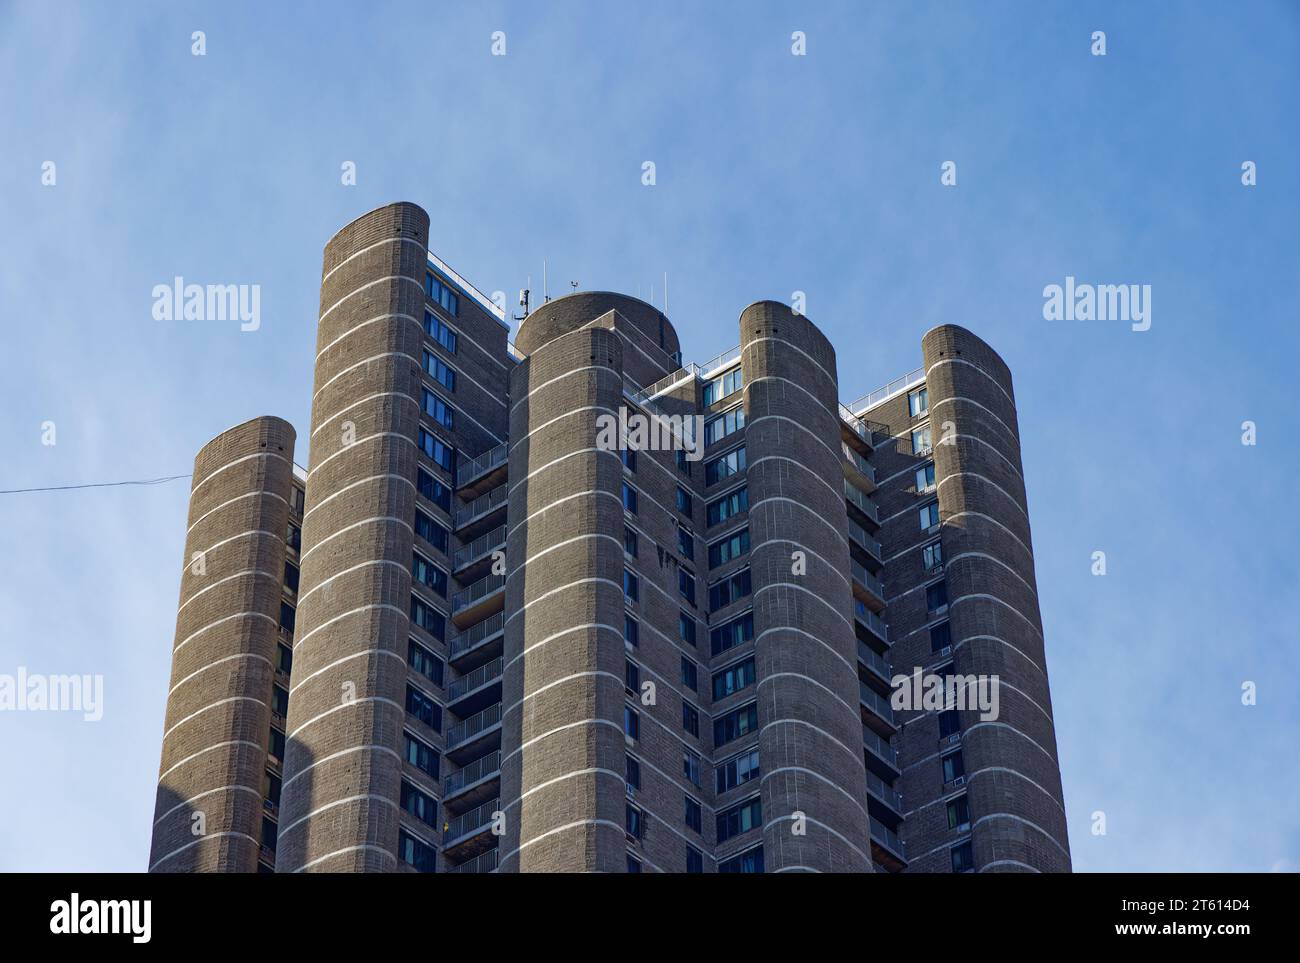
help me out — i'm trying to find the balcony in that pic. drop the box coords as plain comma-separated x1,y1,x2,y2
846,520,883,569
844,481,880,529
869,816,907,871
841,444,876,492
838,403,877,453
448,846,499,874
446,657,503,717
451,571,506,628
860,680,897,735
865,769,903,816
863,724,900,778
444,797,500,857
454,483,507,535
854,599,890,648
456,442,507,496
850,560,887,612
449,611,505,670
857,639,893,687
452,524,506,578
444,748,502,804
445,702,503,756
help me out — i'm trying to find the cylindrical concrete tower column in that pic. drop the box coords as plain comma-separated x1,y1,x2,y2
150,416,295,872
921,324,1070,872
276,203,426,872
740,302,873,873
499,313,629,872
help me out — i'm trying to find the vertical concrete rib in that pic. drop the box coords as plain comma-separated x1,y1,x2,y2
275,203,427,872
150,416,295,872
740,302,873,872
500,308,630,872
922,324,1071,872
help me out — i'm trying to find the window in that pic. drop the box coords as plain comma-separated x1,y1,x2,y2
623,569,639,602
262,816,277,850
716,748,760,793
624,705,640,740
947,794,971,831
942,750,965,783
277,644,293,675
625,659,640,695
414,508,449,550
919,501,940,531
922,540,943,571
621,482,638,514
626,854,642,873
705,446,746,486
624,614,639,648
416,470,452,513
626,804,644,839
679,612,697,647
283,561,299,593
410,596,446,640
707,486,748,526
679,569,696,605
675,449,691,475
710,612,754,656
406,685,441,732
713,702,758,746
718,846,764,873
291,487,305,514
684,796,702,833
926,580,949,613
400,781,437,826
712,657,756,701
916,462,936,493
686,847,704,873
271,685,288,716
404,733,439,778
398,830,436,872
704,406,746,446
408,639,444,686
702,366,744,406
412,553,448,596
421,388,455,429
930,620,952,653
709,568,752,612
264,771,282,808
675,486,693,515
268,728,285,761
418,428,454,471
425,273,461,318
422,349,456,391
677,526,694,560
951,841,974,873
908,386,929,417
938,708,961,738
708,528,750,569
621,446,636,472
911,425,932,454
286,522,301,551
716,797,761,843
683,751,702,787
680,657,698,692
279,602,295,633
626,756,641,790
624,526,638,558
682,702,700,738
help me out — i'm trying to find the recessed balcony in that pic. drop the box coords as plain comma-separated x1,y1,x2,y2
451,571,505,628
456,442,507,498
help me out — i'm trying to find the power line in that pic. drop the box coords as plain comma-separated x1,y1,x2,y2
0,473,191,495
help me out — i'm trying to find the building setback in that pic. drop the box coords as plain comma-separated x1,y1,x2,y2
149,201,1071,874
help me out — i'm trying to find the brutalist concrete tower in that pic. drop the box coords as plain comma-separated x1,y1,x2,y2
150,416,296,872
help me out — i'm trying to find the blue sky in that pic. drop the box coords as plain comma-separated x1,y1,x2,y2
1,1,1296,872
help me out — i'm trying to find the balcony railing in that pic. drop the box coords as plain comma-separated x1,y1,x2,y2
854,600,890,644
448,847,499,874
860,681,895,725
456,442,507,488
851,560,886,601
862,724,898,768
452,572,506,614
450,611,505,658
846,367,925,415
842,445,875,485
847,521,883,563
857,639,893,681
447,657,503,702
446,797,499,842
869,816,906,859
844,481,880,525
453,525,506,570
838,403,874,444
454,484,507,528
444,749,501,796
865,769,903,811
446,702,502,748
697,344,741,376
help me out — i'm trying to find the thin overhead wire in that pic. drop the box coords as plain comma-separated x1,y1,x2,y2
0,473,191,495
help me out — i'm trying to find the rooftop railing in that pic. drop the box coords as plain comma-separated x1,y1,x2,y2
846,367,926,415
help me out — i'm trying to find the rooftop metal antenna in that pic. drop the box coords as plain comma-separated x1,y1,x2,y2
514,276,530,323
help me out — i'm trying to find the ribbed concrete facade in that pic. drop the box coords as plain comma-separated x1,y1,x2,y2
150,201,1069,873
150,416,296,872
